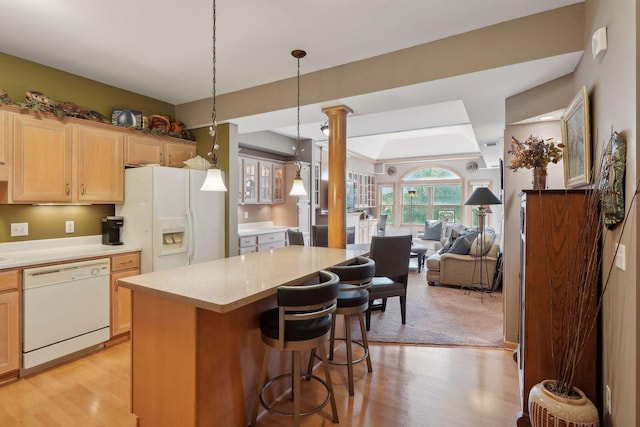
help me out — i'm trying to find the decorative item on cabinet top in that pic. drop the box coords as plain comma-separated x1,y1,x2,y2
0,87,193,140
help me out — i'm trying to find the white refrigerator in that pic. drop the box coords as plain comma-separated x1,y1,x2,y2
116,165,225,273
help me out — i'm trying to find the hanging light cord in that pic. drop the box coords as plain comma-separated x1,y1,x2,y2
291,49,306,173
208,0,219,169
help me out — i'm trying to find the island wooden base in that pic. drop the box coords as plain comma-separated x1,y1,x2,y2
130,290,292,426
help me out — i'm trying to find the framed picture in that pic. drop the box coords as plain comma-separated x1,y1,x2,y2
561,86,591,187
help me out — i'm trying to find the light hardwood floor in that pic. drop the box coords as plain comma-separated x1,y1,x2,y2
0,341,520,426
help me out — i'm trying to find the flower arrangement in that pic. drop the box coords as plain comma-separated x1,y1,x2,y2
508,135,564,171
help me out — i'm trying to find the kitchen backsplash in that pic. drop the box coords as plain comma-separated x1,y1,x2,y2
0,204,114,243
237,204,273,224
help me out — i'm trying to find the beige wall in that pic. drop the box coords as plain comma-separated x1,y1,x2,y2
504,0,638,424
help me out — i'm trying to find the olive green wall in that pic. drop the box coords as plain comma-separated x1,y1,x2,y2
0,52,175,119
0,51,177,243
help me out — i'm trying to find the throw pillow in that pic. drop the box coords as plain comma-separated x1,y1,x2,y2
448,235,471,255
422,221,442,241
470,230,496,256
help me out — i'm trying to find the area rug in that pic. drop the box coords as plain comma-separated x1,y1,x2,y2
352,271,504,347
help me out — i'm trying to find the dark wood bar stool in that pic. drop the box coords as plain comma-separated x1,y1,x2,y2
251,270,340,427
310,256,375,396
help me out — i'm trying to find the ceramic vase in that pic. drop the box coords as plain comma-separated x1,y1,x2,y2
532,167,547,190
528,380,599,427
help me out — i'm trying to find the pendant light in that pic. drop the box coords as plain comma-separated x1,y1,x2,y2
288,49,308,197
201,0,227,192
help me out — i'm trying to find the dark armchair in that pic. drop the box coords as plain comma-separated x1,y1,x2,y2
366,234,412,331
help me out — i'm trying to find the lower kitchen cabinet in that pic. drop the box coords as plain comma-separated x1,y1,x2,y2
110,252,140,338
0,270,20,380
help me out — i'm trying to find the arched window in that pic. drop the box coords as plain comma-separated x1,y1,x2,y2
401,166,462,227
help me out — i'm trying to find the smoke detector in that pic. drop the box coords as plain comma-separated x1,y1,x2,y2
466,161,479,173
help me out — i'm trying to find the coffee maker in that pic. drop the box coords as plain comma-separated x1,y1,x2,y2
102,216,124,245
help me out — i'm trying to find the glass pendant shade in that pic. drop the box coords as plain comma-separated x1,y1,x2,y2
289,171,307,196
201,168,227,192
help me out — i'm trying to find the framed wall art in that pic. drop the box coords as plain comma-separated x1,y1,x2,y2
561,86,591,187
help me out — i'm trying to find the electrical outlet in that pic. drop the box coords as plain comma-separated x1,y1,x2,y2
606,385,612,414
65,220,75,233
244,211,249,219
10,222,28,237
615,243,626,271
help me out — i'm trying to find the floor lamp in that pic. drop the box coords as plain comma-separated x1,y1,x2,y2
408,189,416,236
463,187,502,298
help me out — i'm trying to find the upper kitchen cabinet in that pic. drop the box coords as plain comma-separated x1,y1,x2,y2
273,163,284,204
163,140,195,168
12,114,124,204
75,125,124,203
12,114,73,203
241,157,258,204
0,111,8,167
124,134,196,168
239,155,285,205
258,160,273,204
124,134,163,166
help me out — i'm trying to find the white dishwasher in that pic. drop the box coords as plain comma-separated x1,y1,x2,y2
23,258,111,371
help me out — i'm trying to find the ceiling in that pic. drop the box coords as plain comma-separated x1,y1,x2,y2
0,0,584,168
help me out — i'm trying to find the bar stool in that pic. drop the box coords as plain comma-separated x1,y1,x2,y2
311,256,375,396
251,270,340,427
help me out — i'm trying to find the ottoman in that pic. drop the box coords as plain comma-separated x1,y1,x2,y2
410,243,428,273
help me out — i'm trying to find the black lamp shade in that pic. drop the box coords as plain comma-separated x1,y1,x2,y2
464,187,501,206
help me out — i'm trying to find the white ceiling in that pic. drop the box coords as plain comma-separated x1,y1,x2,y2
0,0,583,168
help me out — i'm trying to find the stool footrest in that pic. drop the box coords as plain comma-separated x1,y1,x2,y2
323,338,370,366
260,372,331,418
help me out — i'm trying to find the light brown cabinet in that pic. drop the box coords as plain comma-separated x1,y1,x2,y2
124,134,196,168
75,125,124,203
12,114,125,203
163,140,195,168
12,114,73,202
0,270,20,380
124,134,164,166
0,111,8,167
110,252,140,338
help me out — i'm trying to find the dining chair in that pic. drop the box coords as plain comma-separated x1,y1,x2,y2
311,225,328,247
365,234,412,331
287,229,305,246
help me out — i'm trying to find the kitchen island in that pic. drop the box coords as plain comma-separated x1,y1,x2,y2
118,245,367,427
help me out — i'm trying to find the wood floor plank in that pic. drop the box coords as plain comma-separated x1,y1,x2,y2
0,341,520,426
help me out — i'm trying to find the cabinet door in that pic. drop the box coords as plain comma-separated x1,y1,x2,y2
258,161,273,204
76,125,124,203
0,290,19,375
13,115,73,202
111,270,137,337
243,158,258,204
125,135,163,166
0,111,7,166
273,163,284,204
164,141,195,167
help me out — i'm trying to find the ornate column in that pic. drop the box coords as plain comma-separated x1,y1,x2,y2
322,105,353,248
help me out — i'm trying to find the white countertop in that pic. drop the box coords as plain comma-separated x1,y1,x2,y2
118,245,369,313
0,236,141,269
237,222,295,237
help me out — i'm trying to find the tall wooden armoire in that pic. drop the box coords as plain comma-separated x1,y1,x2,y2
516,190,599,426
